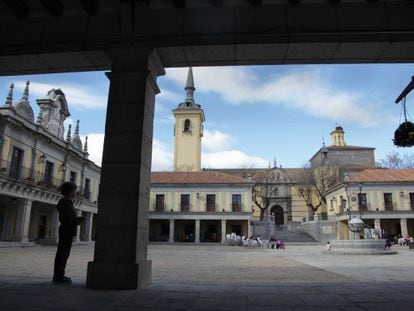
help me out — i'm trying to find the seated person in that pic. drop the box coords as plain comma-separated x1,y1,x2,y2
276,240,285,249
269,235,277,249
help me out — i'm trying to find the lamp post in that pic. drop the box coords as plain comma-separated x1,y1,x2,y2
358,183,364,218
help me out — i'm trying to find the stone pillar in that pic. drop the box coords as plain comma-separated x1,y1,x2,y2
169,219,174,243
49,208,59,244
374,218,381,238
248,220,252,238
75,210,82,243
401,219,408,237
195,219,200,243
84,212,93,242
221,219,226,244
15,199,32,243
86,48,164,290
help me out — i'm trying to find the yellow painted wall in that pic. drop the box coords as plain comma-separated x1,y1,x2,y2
2,138,11,162
291,186,309,222
327,186,414,215
149,188,252,213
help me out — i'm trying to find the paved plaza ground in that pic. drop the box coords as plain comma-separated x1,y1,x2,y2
1,244,414,310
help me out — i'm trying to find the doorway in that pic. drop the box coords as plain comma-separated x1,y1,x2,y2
37,215,47,240
271,205,284,225
9,147,24,179
200,220,221,243
174,220,195,242
43,161,54,187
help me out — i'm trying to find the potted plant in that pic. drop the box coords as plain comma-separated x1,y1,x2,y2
393,121,414,147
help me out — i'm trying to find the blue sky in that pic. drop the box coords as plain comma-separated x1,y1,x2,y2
1,64,413,170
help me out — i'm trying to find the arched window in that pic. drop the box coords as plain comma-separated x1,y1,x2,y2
184,119,191,132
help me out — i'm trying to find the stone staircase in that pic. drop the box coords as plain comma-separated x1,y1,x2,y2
273,228,318,243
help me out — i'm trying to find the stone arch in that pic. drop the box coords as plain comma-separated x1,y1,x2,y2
184,119,191,132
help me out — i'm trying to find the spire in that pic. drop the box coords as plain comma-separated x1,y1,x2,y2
66,124,72,142
185,67,195,103
74,120,80,136
4,83,14,107
273,157,277,168
84,136,88,153
21,81,30,102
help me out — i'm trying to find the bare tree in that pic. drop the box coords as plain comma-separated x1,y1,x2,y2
251,169,278,221
377,151,414,169
297,164,339,214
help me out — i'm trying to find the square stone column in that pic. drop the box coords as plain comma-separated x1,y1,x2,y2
15,199,32,243
86,48,164,290
49,208,59,244
400,219,408,237
195,219,200,243
248,220,252,238
374,218,381,237
84,212,93,242
169,219,174,243
221,219,226,244
75,210,82,242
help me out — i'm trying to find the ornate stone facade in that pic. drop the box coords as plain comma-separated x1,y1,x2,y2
0,82,100,245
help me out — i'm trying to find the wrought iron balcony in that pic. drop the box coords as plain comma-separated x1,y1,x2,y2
0,159,93,202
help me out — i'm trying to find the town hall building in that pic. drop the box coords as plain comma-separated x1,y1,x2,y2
0,82,100,246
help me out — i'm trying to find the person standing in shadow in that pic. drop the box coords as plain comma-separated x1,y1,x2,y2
53,182,85,285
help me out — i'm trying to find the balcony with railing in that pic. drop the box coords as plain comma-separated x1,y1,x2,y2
0,159,94,202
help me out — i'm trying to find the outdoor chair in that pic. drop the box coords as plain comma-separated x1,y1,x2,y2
248,239,258,248
257,238,268,248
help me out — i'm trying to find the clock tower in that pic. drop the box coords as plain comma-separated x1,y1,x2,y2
173,67,205,171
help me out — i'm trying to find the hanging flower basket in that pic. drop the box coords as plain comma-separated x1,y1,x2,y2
393,121,414,147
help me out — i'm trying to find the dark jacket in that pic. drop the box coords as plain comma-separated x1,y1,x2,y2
56,198,78,237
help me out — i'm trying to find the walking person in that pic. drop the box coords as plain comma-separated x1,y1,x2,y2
53,182,85,284
383,229,392,251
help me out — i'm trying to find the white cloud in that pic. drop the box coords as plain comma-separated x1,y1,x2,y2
152,139,174,171
64,117,74,130
157,89,182,103
14,81,107,110
79,133,176,171
154,102,175,125
202,150,268,169
80,133,105,166
202,129,233,152
164,67,385,127
81,132,266,171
